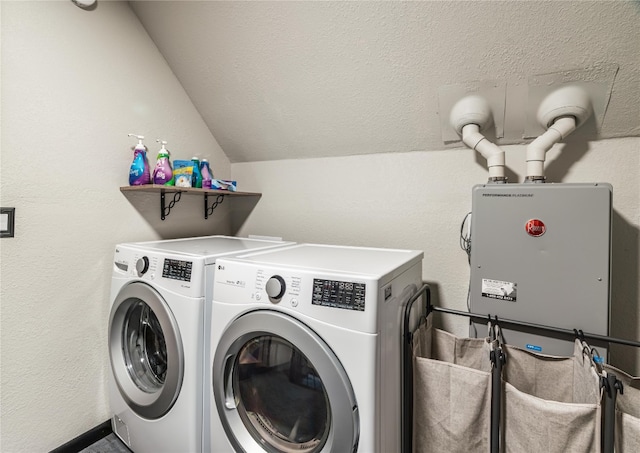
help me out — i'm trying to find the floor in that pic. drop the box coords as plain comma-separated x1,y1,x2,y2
79,434,131,453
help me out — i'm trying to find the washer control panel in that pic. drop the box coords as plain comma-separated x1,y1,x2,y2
126,252,160,279
312,279,366,311
265,275,286,301
114,245,205,298
162,258,193,282
255,270,302,305
136,256,150,276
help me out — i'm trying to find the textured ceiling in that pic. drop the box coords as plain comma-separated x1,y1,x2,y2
130,1,640,163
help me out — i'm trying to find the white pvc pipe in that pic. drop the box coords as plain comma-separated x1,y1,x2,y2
461,124,506,180
525,116,576,180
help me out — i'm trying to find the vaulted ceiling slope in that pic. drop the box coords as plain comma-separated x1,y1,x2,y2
130,1,640,163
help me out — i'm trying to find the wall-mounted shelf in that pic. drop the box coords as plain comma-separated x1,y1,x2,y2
120,185,261,220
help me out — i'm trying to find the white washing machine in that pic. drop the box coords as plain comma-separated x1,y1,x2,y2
208,243,423,453
108,235,293,453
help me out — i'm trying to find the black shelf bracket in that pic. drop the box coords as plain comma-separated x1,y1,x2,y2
204,193,225,219
160,191,182,220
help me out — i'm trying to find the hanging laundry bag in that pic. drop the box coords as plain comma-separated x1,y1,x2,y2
603,364,640,452
501,340,602,453
412,313,494,453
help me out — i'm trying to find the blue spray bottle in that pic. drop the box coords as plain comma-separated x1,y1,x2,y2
191,156,203,189
128,134,151,186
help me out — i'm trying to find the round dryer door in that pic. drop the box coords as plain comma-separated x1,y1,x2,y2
109,282,184,419
213,310,359,453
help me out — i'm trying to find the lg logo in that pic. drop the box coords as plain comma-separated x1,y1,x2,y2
525,219,546,237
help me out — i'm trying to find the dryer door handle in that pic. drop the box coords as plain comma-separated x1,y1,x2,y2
223,355,237,410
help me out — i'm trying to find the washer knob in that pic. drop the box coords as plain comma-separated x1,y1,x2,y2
265,275,286,301
136,256,150,276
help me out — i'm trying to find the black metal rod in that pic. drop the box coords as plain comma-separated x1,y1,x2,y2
160,190,166,220
602,373,620,453
490,348,504,453
401,283,430,453
432,306,640,349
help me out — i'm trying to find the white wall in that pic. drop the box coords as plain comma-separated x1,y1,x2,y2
232,137,640,374
1,2,639,452
0,1,232,451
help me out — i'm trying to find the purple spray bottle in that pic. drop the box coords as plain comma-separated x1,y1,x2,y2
128,134,151,186
153,139,174,186
200,159,213,189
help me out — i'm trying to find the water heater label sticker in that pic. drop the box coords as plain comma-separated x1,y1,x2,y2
481,193,534,198
481,278,517,302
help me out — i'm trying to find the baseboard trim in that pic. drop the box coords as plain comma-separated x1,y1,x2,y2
50,419,112,453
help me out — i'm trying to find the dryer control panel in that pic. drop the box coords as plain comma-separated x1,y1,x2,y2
214,258,395,334
312,279,366,311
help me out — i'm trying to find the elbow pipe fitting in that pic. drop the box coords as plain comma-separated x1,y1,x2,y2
449,95,506,183
462,124,506,181
549,115,578,138
525,116,577,182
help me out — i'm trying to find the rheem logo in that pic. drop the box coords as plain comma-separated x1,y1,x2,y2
525,219,546,237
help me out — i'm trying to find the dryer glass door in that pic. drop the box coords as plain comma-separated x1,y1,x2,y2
236,335,328,450
109,282,184,419
123,300,167,392
213,310,359,453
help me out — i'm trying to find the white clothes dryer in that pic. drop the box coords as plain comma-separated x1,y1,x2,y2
209,243,423,453
108,235,293,453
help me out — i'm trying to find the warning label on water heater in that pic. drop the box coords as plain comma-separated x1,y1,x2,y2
481,279,517,302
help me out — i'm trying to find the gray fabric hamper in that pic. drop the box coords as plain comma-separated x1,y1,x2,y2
412,313,494,453
501,341,602,453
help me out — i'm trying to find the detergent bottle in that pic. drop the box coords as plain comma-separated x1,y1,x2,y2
200,159,213,189
128,134,151,185
191,157,203,188
153,139,174,186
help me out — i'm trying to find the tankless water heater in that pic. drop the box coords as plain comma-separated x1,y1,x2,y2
469,183,612,357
